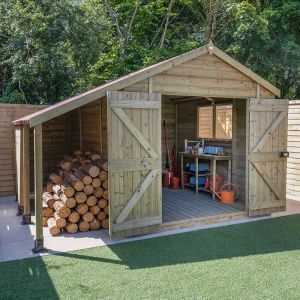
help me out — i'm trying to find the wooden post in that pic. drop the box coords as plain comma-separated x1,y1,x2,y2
33,124,45,252
212,159,216,200
22,125,32,224
15,126,24,215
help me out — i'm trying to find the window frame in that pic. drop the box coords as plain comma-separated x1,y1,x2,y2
196,103,233,141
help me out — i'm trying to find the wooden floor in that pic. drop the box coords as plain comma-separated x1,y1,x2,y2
162,188,246,223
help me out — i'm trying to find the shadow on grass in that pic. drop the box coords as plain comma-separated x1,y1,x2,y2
0,257,59,299
54,214,300,270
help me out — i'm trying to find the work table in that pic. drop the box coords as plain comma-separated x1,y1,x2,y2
179,152,232,199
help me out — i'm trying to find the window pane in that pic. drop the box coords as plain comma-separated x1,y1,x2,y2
216,105,232,139
197,106,213,138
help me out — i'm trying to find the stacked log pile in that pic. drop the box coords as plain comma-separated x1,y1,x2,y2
43,150,109,236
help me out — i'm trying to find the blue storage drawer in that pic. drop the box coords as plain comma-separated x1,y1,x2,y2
189,176,206,187
203,146,224,155
189,163,209,174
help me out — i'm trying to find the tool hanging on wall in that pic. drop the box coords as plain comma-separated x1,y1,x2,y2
170,145,180,189
172,145,177,176
162,120,173,187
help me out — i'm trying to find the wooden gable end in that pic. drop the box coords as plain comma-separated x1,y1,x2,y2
125,53,275,99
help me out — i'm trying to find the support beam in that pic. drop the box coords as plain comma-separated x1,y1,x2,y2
15,126,24,215
22,125,32,224
33,124,45,252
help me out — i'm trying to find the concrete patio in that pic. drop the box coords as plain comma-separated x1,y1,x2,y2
1,195,300,263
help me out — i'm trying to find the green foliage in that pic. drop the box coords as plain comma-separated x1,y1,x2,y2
0,0,299,104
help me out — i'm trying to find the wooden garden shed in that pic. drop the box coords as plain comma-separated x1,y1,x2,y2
12,42,288,251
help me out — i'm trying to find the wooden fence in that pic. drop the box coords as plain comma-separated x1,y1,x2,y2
287,100,300,201
0,104,47,197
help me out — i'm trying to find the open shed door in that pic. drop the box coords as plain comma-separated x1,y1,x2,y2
248,98,288,216
107,91,162,239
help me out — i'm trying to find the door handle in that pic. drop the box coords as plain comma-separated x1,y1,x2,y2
280,151,289,158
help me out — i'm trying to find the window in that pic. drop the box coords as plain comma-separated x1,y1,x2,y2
197,105,232,139
197,106,213,138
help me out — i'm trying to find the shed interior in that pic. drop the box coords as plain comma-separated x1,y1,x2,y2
160,95,247,225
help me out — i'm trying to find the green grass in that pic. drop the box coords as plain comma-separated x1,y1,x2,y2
2,215,300,299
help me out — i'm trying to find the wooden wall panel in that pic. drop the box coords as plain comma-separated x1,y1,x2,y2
287,100,300,201
232,100,246,201
79,97,107,159
0,104,47,197
42,114,70,185
124,53,276,99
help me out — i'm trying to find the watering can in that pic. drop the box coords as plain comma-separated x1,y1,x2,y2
210,183,239,204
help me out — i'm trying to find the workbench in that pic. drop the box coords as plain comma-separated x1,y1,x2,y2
179,152,232,200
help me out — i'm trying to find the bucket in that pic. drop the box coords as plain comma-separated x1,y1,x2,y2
205,174,225,191
170,176,180,189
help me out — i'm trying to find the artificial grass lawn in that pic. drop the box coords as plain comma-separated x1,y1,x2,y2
2,215,300,299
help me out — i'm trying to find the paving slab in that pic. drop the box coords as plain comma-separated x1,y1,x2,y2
1,196,300,263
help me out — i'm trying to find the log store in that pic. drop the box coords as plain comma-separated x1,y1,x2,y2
13,41,288,252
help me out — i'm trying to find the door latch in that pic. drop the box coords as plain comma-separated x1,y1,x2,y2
280,151,289,158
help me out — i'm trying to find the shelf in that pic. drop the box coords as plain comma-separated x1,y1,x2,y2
183,171,211,176
183,184,212,193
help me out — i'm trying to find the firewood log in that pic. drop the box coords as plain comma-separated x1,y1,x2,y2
78,220,89,232
61,197,76,209
88,153,101,162
103,190,109,200
102,180,108,190
82,212,94,223
73,149,83,157
42,192,58,209
53,212,67,228
81,163,100,178
47,218,61,236
43,207,54,218
89,205,100,215
84,184,94,195
86,195,97,207
89,219,101,231
75,192,87,204
43,217,49,227
104,206,109,215
97,211,106,221
99,171,108,181
65,222,78,234
94,159,108,171
76,203,89,215
102,162,108,171
65,172,84,191
84,150,92,156
93,187,104,198
49,173,62,184
53,183,75,198
92,178,101,188
101,218,109,229
74,169,92,185
68,211,80,223
98,198,108,209
53,201,71,218
46,182,54,193
59,160,71,171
